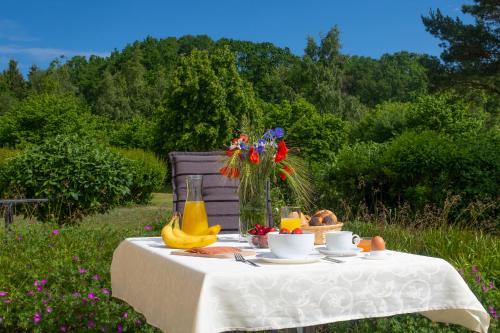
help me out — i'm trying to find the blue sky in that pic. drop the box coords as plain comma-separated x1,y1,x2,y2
0,0,473,75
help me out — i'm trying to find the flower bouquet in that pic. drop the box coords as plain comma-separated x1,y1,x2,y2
220,128,311,238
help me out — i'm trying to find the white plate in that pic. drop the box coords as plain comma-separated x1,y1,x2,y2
256,252,322,264
317,247,362,257
362,251,393,260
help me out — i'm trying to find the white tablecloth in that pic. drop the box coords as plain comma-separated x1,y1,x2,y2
110,235,490,333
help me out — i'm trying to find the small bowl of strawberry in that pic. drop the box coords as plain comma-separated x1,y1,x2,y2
246,224,277,248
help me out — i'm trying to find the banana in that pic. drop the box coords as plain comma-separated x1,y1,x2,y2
161,214,217,249
204,224,221,236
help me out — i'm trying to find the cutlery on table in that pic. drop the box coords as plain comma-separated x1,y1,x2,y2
234,253,260,267
322,257,344,263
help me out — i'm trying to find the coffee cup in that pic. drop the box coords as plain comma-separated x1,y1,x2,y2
325,231,360,251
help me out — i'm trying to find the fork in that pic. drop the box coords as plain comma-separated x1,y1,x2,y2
322,257,345,263
234,253,260,267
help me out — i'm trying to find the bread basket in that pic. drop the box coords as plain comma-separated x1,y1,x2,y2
302,223,343,245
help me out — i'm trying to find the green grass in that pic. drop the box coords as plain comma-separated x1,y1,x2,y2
0,193,498,332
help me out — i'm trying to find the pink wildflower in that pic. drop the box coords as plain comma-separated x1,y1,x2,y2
59,325,68,332
88,320,96,328
122,311,128,318
92,274,100,281
101,288,110,295
78,267,88,274
46,306,53,314
51,229,60,236
117,323,123,332
0,292,7,297
144,225,153,231
33,312,42,324
88,293,98,300
72,256,80,262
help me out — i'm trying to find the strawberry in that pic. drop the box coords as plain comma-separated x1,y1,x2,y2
292,228,303,234
248,229,257,235
280,228,290,234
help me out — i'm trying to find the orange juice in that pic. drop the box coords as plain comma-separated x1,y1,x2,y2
182,201,208,235
280,217,301,231
358,238,372,252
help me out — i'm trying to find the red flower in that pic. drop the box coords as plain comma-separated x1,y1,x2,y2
279,165,294,181
220,166,240,179
274,140,289,163
226,149,235,157
239,134,249,143
249,147,260,164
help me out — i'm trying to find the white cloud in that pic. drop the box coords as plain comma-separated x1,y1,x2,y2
0,45,109,61
0,19,37,42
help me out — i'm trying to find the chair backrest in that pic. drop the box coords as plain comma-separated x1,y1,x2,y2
169,151,240,232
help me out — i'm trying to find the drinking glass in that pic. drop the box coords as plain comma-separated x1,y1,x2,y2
358,237,372,252
280,206,302,231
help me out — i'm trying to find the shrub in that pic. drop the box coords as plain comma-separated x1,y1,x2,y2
407,93,487,135
109,116,155,150
324,130,499,227
0,93,104,147
1,135,132,223
0,219,166,332
0,147,20,165
113,148,167,204
352,101,410,143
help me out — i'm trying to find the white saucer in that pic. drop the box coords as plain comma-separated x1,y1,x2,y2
362,251,393,260
256,252,322,264
317,247,362,257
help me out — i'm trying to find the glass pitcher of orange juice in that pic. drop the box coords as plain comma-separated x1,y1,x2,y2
181,175,209,235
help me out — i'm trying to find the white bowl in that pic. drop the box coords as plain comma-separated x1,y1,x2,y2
267,232,315,259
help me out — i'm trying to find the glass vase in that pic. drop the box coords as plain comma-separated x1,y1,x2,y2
238,180,270,241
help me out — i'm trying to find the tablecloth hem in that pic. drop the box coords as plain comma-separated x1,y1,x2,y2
211,305,488,333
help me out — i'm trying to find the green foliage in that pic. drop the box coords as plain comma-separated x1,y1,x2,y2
0,93,104,147
353,101,410,143
407,93,487,135
0,217,166,332
0,136,132,223
109,116,155,150
325,130,499,228
422,0,499,94
345,52,430,107
113,148,167,204
0,147,20,165
1,59,26,99
155,47,261,154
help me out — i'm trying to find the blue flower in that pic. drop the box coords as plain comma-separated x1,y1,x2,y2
263,129,275,140
274,127,284,138
256,145,265,153
239,143,248,150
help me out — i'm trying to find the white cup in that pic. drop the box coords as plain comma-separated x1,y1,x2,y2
325,231,360,251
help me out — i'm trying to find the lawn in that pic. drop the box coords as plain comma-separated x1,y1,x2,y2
0,193,498,332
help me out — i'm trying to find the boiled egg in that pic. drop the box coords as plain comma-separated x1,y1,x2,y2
371,236,386,251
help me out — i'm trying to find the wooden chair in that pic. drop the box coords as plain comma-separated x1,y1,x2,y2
169,151,273,233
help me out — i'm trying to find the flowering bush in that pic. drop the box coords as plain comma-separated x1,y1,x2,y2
460,265,499,324
0,219,165,332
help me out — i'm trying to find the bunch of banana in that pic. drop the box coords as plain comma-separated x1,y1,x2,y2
161,214,218,249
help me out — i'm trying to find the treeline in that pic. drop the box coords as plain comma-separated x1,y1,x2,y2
0,1,498,228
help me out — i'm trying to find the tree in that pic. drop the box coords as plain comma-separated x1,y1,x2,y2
154,47,261,154
422,0,499,94
2,60,26,99
296,27,345,114
344,52,430,107
94,70,132,120
0,93,103,147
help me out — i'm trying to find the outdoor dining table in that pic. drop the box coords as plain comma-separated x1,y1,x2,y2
111,235,490,333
